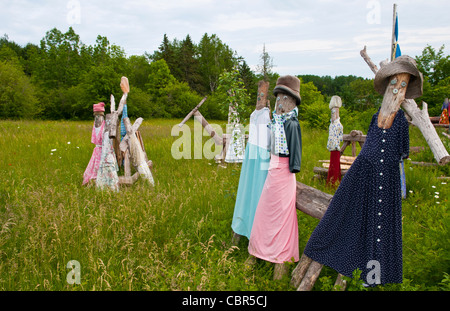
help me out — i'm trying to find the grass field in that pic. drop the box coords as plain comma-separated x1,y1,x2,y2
0,118,448,291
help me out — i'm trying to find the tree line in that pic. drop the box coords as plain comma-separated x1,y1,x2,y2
0,27,448,124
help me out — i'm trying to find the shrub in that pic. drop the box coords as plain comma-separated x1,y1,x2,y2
302,100,330,130
0,60,39,119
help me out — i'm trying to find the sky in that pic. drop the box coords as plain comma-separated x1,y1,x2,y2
1,0,449,79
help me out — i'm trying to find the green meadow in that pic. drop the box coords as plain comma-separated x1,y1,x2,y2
0,119,448,291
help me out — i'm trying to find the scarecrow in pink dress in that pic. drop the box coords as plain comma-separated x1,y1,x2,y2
96,104,120,192
82,102,105,185
248,76,302,280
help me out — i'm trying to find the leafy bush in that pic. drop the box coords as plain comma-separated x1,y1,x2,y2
302,100,330,130
0,60,39,119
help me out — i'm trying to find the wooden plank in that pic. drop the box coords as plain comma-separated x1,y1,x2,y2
410,161,438,167
314,166,348,178
430,116,440,123
322,163,352,170
341,155,357,162
319,159,354,166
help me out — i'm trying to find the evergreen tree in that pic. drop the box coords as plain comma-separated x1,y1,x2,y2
256,44,273,81
198,33,236,93
179,34,203,94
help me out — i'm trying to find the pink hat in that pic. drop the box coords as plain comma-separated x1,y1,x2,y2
93,102,105,112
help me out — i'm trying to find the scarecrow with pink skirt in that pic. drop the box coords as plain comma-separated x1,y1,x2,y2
83,102,105,185
248,75,302,279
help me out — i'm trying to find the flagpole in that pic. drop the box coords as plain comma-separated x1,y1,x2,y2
391,3,397,61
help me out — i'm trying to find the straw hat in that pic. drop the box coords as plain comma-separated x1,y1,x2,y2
273,75,301,105
374,55,423,99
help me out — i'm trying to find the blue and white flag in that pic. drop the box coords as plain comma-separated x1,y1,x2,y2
393,12,402,59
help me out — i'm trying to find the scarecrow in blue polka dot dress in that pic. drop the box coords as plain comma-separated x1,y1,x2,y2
301,56,423,287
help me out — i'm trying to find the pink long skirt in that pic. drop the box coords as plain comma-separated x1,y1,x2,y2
248,155,299,264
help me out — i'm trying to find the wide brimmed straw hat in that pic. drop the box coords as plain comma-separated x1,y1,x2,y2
273,75,301,105
374,55,423,99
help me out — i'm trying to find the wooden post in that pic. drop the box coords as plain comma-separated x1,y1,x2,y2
378,72,410,129
297,260,324,291
193,110,223,145
334,274,347,291
360,46,450,165
290,254,313,288
256,81,270,110
123,117,154,186
179,96,208,127
273,263,289,281
402,99,450,165
109,94,125,139
391,4,397,61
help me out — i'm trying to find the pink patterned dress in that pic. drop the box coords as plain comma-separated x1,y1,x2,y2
82,121,105,185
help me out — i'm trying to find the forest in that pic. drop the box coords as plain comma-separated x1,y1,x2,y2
0,27,449,125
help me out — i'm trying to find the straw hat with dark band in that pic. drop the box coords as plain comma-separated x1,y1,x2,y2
374,55,423,99
273,75,302,105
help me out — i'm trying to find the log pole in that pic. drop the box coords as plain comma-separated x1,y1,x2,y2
179,96,208,127
255,81,270,110
193,110,223,145
290,253,313,288
378,72,410,129
297,260,324,291
295,181,332,219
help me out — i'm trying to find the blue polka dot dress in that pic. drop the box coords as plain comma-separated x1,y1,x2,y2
303,109,409,285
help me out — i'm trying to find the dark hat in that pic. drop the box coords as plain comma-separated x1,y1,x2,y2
374,55,423,99
273,75,301,105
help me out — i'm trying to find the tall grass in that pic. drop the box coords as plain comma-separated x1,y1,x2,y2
0,119,448,291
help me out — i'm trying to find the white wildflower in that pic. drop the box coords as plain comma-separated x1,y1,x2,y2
51,149,57,152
